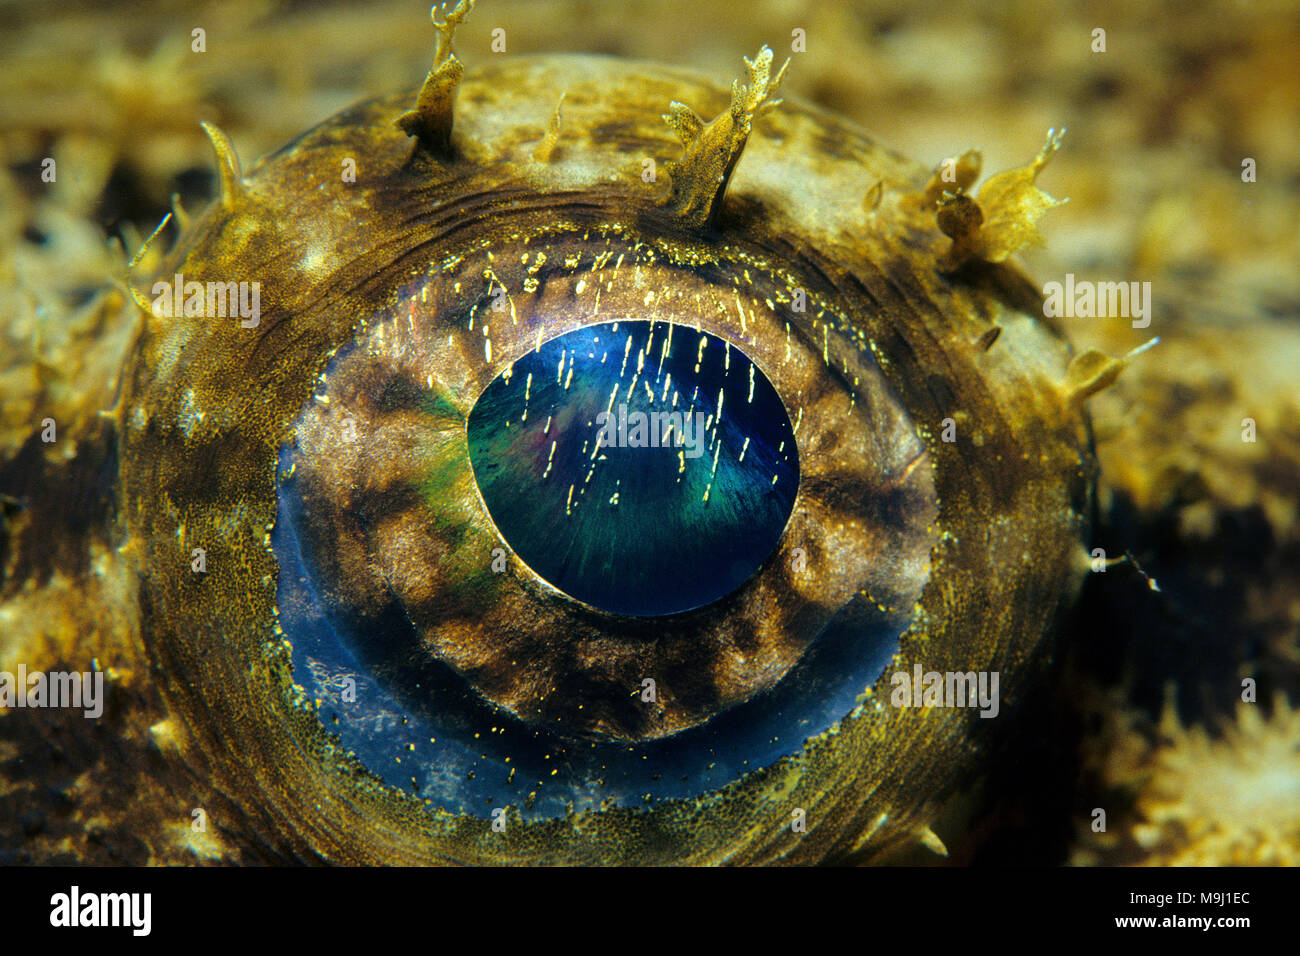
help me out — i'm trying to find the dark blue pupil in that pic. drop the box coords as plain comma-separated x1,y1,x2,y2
467,320,799,616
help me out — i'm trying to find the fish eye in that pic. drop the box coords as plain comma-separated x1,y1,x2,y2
465,320,800,618
9,2,1105,866
271,211,940,813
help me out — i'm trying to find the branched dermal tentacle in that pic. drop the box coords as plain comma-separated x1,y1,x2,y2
397,0,477,158
663,45,790,230
938,128,1068,270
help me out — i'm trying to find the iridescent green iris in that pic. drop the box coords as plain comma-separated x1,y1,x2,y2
467,320,798,616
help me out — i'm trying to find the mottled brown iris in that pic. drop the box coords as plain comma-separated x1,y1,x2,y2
278,231,938,741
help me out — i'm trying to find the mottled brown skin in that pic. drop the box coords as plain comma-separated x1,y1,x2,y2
0,53,1093,864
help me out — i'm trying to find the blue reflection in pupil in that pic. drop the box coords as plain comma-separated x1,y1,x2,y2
467,321,798,616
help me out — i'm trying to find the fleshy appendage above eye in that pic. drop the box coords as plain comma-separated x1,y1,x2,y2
118,34,1093,863
271,239,937,814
